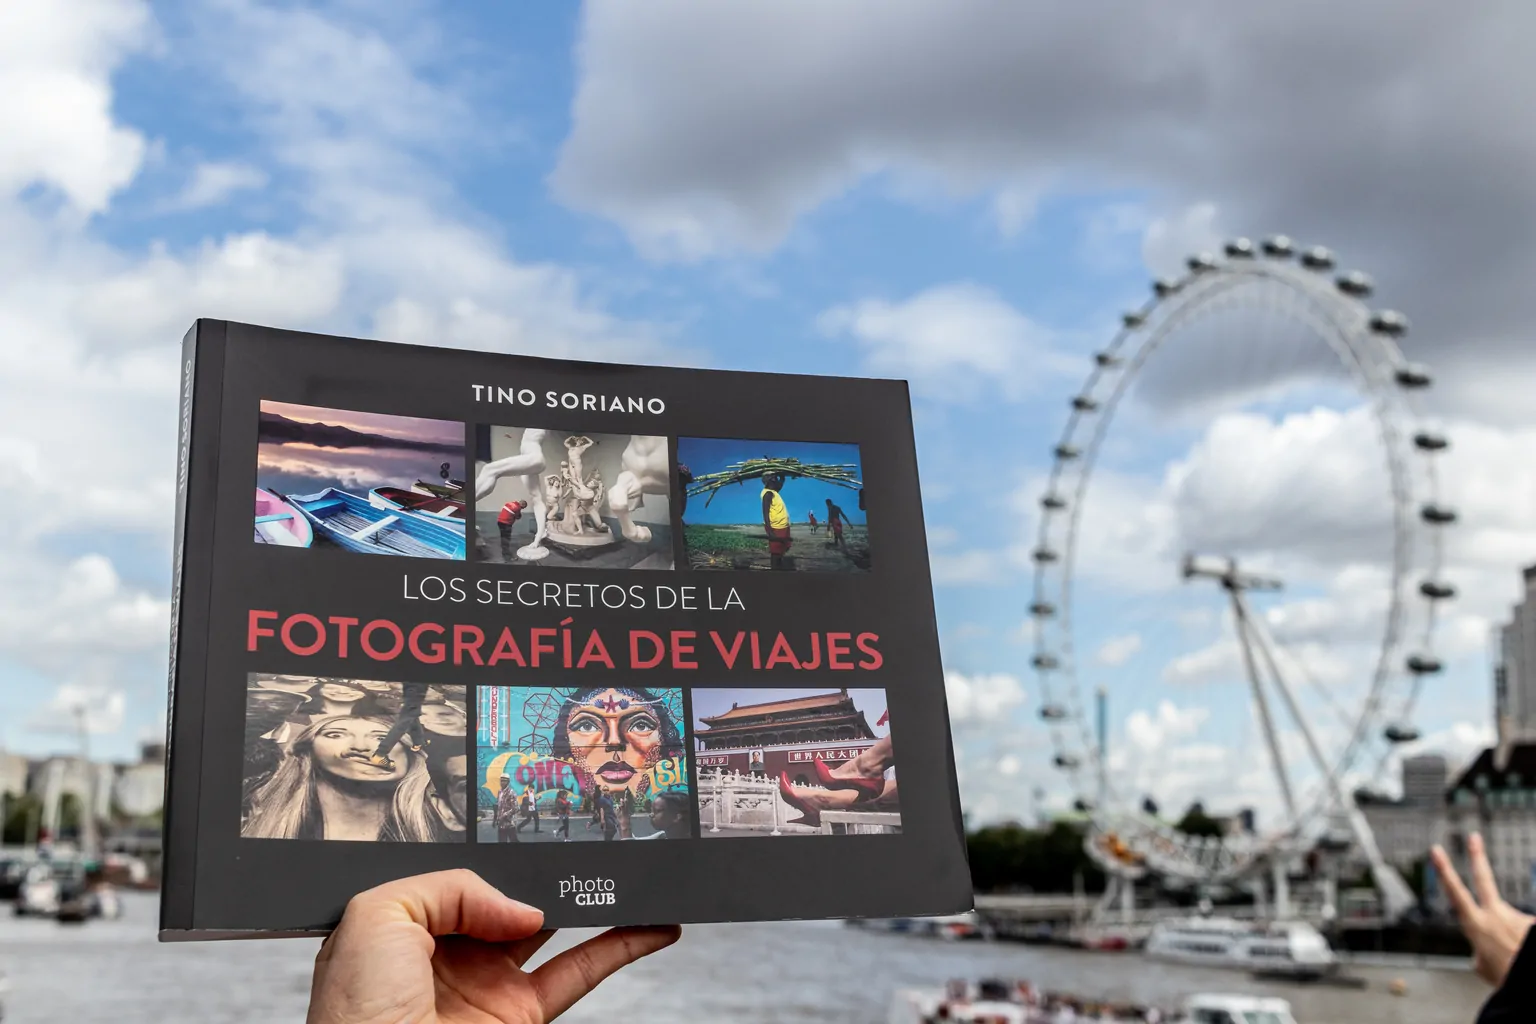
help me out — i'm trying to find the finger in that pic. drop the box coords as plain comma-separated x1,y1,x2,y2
1430,844,1478,920
531,925,682,1019
346,869,545,942
509,928,557,967
1468,832,1503,908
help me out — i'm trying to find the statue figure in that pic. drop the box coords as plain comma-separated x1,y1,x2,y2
607,434,670,543
474,429,552,561
544,436,612,546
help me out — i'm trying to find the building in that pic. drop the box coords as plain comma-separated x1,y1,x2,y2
1444,744,1536,909
695,689,877,750
1496,565,1536,750
694,689,879,783
112,742,166,820
0,750,26,799
1357,755,1449,872
1403,754,1449,807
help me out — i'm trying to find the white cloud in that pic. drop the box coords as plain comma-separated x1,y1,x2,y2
1096,633,1142,667
1126,700,1208,754
0,1,668,757
0,0,152,213
172,161,269,210
818,283,1076,401
945,670,1026,726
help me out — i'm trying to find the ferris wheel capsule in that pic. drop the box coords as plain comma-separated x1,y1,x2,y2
1041,494,1067,511
1072,395,1100,412
1384,723,1422,743
1224,238,1256,259
1420,504,1457,525
1032,653,1061,670
1419,580,1456,600
1261,235,1295,258
1406,654,1443,675
1395,364,1432,389
1153,278,1182,297
1369,310,1409,337
1032,547,1059,564
1186,252,1218,273
1055,443,1081,460
1413,432,1449,452
1300,246,1336,270
1123,311,1146,328
1054,753,1081,770
1030,601,1058,617
1039,703,1069,720
1095,352,1123,368
1335,271,1374,297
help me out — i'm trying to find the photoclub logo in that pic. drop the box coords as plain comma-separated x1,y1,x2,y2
559,876,617,906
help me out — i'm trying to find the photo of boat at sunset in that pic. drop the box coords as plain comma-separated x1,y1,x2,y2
254,401,468,560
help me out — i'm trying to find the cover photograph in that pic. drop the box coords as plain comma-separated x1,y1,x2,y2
162,318,969,938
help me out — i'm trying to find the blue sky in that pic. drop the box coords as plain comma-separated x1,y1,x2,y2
3,1,1533,833
679,437,865,526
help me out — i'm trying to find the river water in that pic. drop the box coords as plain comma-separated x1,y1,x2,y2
0,894,1489,1022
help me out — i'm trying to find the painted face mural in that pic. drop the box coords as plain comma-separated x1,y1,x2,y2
562,687,666,794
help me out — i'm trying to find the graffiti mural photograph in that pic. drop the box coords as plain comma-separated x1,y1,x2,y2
692,688,899,837
475,685,692,842
240,674,468,842
473,425,674,569
678,436,869,572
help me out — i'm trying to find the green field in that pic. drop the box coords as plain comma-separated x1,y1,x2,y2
683,522,870,572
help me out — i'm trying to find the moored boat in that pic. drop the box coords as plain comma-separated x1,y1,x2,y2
369,486,467,523
412,479,466,499
290,488,465,559
1145,916,1337,977
254,488,314,547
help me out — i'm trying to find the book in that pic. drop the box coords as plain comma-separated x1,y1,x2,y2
161,319,970,938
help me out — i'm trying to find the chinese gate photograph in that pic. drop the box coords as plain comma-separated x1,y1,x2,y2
692,688,899,837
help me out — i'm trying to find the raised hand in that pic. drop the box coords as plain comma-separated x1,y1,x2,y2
307,869,679,1023
1431,832,1534,988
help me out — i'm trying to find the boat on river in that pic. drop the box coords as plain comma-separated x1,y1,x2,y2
290,488,465,559
887,980,1299,1023
1145,917,1337,978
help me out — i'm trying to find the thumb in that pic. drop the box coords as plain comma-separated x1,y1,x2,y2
343,869,544,942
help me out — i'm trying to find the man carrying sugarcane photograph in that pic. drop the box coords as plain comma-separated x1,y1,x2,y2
761,471,793,569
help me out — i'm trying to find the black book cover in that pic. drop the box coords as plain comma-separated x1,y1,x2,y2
160,319,971,939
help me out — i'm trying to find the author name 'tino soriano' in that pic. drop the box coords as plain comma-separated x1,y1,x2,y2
472,384,666,415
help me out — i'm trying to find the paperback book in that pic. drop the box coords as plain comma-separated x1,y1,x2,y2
162,319,970,938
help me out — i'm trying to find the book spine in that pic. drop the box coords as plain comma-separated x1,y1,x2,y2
159,320,227,936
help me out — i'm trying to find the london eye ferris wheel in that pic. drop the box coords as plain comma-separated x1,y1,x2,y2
1028,236,1456,919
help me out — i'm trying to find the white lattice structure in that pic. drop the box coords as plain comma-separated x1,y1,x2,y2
699,769,900,836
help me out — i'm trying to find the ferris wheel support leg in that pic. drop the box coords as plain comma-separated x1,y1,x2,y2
1272,856,1292,921
1238,594,1418,924
1230,592,1299,819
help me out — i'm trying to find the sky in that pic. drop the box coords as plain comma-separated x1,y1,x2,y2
678,437,864,526
5,0,1536,836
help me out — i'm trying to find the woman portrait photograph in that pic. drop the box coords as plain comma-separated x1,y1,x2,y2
241,674,468,843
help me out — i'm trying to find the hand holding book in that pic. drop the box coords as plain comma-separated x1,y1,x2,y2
306,869,680,1024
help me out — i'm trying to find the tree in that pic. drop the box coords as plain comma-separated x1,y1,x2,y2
967,819,1105,894
2,793,42,846
1175,801,1224,839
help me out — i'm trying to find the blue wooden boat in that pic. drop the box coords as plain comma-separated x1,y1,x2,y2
289,488,465,559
